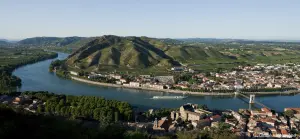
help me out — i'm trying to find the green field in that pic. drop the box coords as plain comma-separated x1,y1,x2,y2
0,47,57,92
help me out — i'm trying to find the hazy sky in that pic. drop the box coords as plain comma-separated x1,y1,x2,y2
1,0,299,40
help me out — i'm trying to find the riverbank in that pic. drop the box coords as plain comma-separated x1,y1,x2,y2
71,76,299,96
71,76,234,96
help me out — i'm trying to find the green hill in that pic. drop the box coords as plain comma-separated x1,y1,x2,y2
0,40,9,45
67,35,181,70
18,36,86,47
65,35,300,73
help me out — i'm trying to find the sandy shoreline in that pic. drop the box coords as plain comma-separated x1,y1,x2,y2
71,76,300,96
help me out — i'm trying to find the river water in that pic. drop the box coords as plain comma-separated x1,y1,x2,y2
13,52,300,111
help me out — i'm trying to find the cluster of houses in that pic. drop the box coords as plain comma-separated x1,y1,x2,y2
0,94,44,113
127,103,300,138
210,63,300,90
151,103,219,133
70,63,300,93
242,107,300,138
84,72,175,90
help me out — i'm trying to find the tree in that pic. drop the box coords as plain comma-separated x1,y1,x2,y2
284,110,295,118
37,105,43,113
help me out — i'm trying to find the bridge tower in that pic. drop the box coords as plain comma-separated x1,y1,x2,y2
249,95,255,104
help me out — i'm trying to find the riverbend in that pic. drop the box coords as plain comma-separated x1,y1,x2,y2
13,52,300,111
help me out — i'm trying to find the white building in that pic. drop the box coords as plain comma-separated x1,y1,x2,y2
129,82,140,87
70,71,78,76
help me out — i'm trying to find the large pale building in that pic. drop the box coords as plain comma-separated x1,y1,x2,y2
171,103,212,121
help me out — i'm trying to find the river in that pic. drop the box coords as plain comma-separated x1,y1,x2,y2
13,52,300,111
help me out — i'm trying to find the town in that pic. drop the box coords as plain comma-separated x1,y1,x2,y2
1,93,299,138
68,63,300,95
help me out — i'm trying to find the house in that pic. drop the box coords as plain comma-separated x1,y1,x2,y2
129,82,140,87
295,114,300,119
174,84,188,89
188,68,195,73
168,124,177,133
153,118,171,132
150,84,164,90
211,122,220,128
210,115,221,122
110,74,121,80
261,108,273,116
171,67,184,71
170,111,180,120
142,83,165,90
278,123,289,129
179,104,213,121
140,75,151,78
115,81,122,85
267,82,273,88
12,96,25,104
231,111,242,121
183,111,206,121
260,118,275,128
88,74,102,79
251,108,272,118
192,118,211,128
120,78,127,83
272,129,282,138
225,118,238,126
279,116,288,124
281,129,293,138
70,71,78,76
274,84,282,88
154,76,174,84
247,119,257,131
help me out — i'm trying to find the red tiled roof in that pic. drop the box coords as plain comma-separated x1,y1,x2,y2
260,118,275,123
281,129,288,135
158,120,166,127
261,108,271,113
212,115,221,119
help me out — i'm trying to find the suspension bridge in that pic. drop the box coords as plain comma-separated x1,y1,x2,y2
235,92,270,110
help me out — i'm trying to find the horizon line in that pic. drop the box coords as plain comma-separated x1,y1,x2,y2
1,35,300,42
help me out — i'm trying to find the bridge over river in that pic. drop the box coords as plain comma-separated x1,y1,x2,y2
236,92,271,110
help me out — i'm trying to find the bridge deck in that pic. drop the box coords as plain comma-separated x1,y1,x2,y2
237,92,270,109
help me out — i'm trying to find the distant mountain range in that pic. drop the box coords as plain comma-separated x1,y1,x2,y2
177,38,300,44
18,36,85,46
2,36,299,47
0,40,8,45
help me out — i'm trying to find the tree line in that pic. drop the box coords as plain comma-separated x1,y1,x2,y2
22,91,134,124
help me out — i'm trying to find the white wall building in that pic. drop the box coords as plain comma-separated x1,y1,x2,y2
129,82,140,87
70,71,78,76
